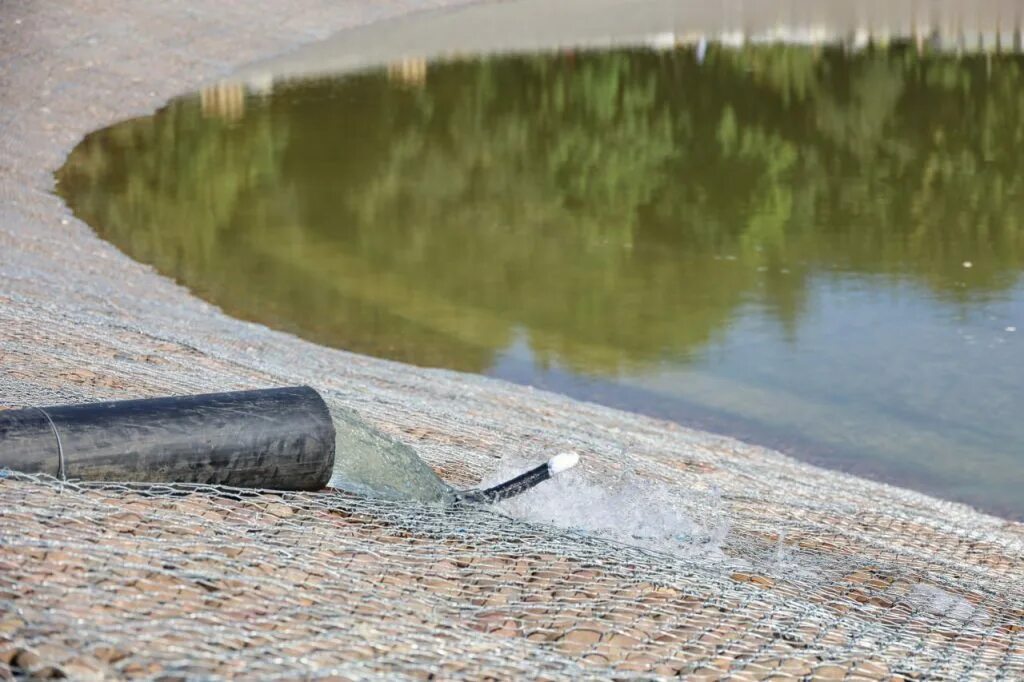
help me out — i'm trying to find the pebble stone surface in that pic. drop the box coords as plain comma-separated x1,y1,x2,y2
1,1,1024,680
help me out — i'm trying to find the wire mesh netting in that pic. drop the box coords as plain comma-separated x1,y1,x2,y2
2,459,1023,680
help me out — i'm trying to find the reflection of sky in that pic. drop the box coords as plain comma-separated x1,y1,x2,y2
230,0,1024,90
488,274,1024,518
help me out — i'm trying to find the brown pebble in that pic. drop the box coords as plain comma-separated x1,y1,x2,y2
90,645,129,664
810,664,847,680
561,628,602,647
745,672,780,682
264,502,294,519
605,632,641,648
58,657,106,681
0,617,24,637
777,659,813,676
846,570,872,583
30,644,72,666
625,652,659,666
491,625,520,638
13,650,42,670
853,660,890,679
848,589,871,604
119,661,150,677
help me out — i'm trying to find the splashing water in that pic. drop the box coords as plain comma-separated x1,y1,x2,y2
484,456,730,560
325,400,453,503
321,405,732,563
908,583,991,625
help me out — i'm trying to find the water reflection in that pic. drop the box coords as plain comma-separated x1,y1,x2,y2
58,43,1024,516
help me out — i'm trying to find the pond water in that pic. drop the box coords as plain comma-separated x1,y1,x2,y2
57,42,1024,518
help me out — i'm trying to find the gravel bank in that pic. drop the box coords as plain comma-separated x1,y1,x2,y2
1,1,1022,678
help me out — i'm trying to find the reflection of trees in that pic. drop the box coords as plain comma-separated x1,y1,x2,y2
59,98,499,372
57,45,1024,375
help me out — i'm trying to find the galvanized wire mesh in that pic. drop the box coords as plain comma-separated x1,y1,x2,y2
2,459,1022,679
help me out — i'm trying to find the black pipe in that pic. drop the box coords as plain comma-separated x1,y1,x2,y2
454,453,579,505
0,386,335,491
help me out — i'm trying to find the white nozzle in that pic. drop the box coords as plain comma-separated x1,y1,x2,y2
547,452,580,475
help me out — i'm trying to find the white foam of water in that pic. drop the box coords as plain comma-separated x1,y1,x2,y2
485,457,730,561
547,451,580,475
765,530,821,583
908,584,990,625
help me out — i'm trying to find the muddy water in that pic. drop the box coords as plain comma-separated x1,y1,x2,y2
57,43,1024,517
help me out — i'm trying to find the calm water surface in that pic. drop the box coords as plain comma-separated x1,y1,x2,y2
58,44,1024,517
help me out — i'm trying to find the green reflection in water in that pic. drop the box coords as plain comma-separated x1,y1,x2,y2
57,44,1024,516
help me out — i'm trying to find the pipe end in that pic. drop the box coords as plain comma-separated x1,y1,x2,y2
547,451,580,475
